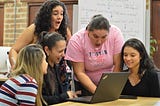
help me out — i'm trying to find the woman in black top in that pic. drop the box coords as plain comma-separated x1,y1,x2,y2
39,32,79,105
120,38,160,97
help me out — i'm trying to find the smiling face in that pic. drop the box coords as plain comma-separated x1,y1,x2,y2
88,29,108,47
123,46,141,72
51,5,64,31
47,40,66,65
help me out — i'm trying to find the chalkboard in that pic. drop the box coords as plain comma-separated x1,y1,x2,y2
78,0,146,43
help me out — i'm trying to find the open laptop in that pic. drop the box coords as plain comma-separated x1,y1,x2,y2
67,72,129,104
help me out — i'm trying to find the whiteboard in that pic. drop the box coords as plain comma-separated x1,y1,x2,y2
72,5,79,34
78,0,146,43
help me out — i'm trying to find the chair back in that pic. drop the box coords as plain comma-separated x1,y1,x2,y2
157,71,160,88
0,46,11,73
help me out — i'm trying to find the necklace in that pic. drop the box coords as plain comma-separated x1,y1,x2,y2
128,74,141,86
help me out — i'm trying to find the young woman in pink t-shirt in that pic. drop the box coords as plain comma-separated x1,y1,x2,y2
65,15,124,96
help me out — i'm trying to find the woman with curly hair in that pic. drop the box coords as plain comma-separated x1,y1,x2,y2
9,0,71,69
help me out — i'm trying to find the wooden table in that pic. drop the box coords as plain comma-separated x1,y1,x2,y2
0,78,8,82
0,74,8,86
50,97,160,106
0,74,8,81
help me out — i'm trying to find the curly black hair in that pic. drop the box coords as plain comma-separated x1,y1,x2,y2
34,0,68,40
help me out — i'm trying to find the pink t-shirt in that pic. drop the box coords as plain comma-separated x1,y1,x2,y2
65,25,124,85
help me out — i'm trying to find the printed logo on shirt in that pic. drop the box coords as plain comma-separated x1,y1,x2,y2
88,50,107,67
88,50,107,57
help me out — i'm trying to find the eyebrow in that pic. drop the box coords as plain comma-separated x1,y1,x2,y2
52,9,63,12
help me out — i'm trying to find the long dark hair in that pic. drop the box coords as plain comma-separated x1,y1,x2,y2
34,0,68,40
120,38,157,75
38,31,66,95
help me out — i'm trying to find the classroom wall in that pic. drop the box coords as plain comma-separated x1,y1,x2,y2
0,0,28,46
151,0,160,68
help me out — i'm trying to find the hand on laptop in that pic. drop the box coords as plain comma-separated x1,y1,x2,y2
67,90,81,98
